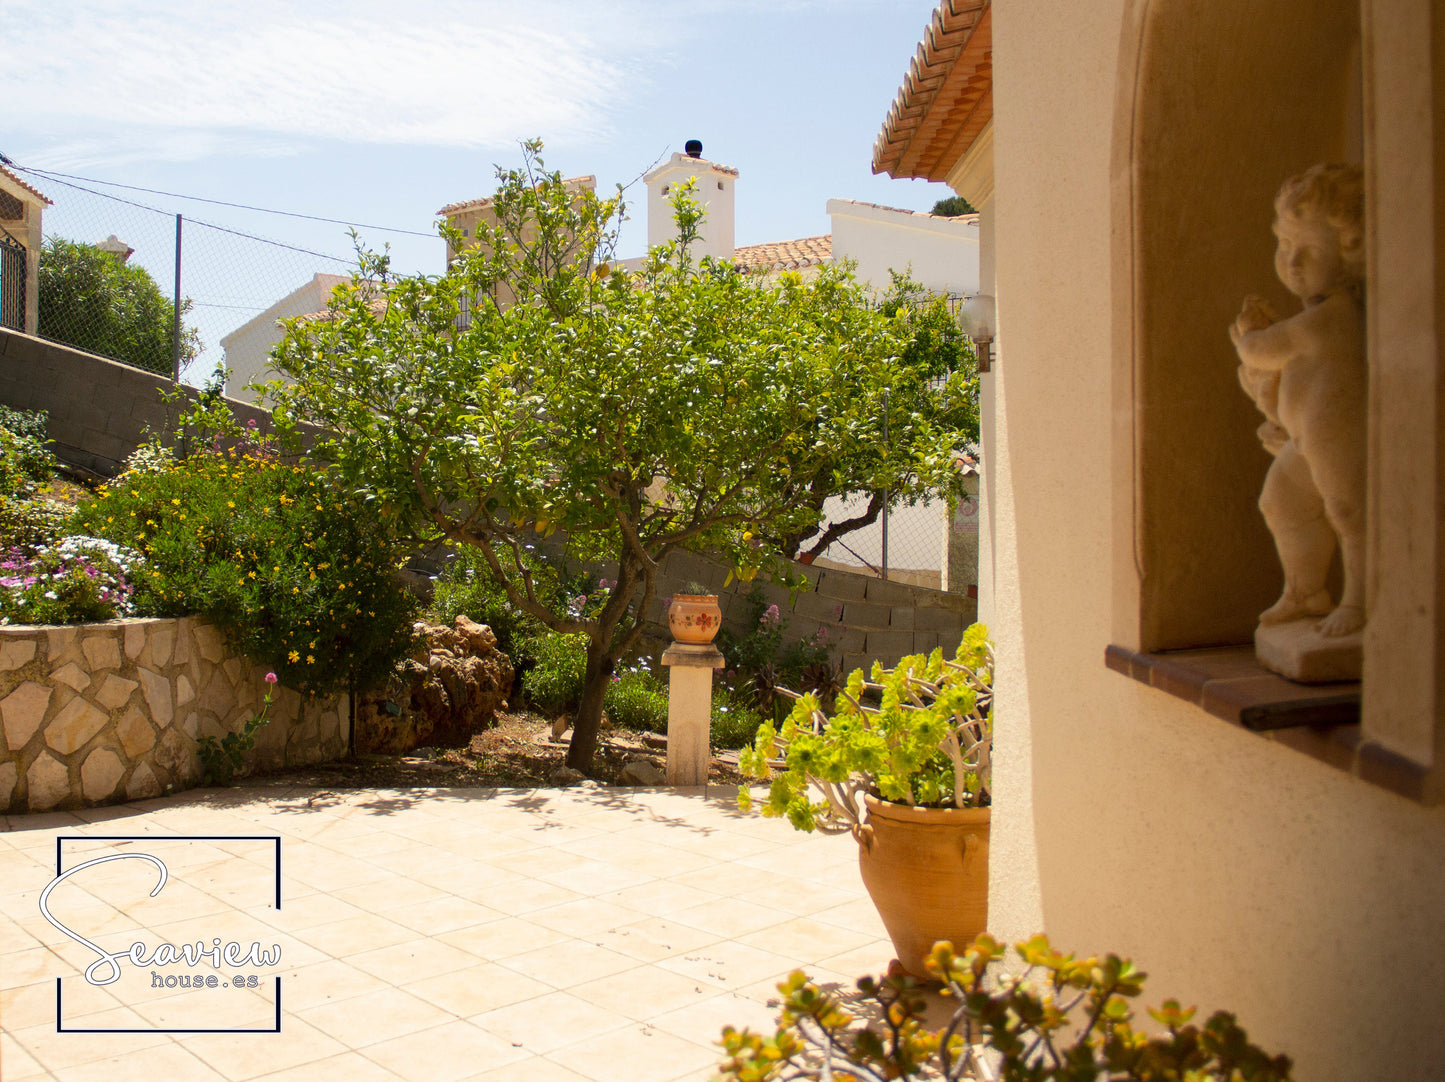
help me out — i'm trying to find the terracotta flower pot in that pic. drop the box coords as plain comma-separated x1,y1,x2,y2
857,794,990,979
668,594,721,644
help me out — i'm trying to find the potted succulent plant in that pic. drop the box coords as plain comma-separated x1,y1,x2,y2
738,624,993,978
668,579,722,644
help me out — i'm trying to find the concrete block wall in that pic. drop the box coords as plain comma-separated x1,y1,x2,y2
0,617,347,814
644,549,978,675
0,328,276,477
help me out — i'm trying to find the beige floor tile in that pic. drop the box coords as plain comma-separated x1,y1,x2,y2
668,898,792,940
496,939,640,988
282,854,394,893
816,941,901,981
183,1015,347,1079
526,896,646,936
484,846,591,880
470,989,629,1054
596,879,721,918
13,1006,171,1073
656,941,800,993
330,876,450,913
812,896,890,937
129,978,279,1031
746,875,862,917
736,916,879,967
253,890,368,932
298,913,420,959
467,875,580,915
3,946,71,987
0,1031,50,1080
404,960,552,1016
589,917,722,964
435,917,574,963
384,894,504,937
555,838,715,879
569,962,720,1022
358,1019,531,1081
664,862,766,897
546,1021,720,1082
535,859,655,897
276,956,395,1011
347,937,481,985
44,1041,229,1082
647,988,785,1049
253,1048,403,1081
297,985,453,1048
461,1054,592,1081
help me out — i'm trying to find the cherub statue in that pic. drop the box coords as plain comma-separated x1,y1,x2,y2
1229,163,1366,639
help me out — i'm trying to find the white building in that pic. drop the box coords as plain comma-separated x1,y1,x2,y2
220,272,350,401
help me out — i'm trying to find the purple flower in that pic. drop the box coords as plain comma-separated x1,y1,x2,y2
265,672,278,684
759,604,782,629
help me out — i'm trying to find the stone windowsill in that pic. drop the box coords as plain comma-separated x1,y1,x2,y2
1105,643,1431,803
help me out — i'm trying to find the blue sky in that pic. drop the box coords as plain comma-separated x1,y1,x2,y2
3,0,950,380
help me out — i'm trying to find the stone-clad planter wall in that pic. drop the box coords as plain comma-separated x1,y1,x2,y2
0,617,348,814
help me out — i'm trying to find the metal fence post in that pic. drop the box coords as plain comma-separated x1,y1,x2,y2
172,213,182,383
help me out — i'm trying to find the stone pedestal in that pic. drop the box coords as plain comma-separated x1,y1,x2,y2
1256,619,1363,683
661,643,724,786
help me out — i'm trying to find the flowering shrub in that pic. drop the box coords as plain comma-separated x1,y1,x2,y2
604,664,669,732
198,671,277,786
73,448,415,697
0,536,141,626
718,586,834,721
522,631,588,713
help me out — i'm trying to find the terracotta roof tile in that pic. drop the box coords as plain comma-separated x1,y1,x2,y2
733,235,832,272
437,175,596,217
872,0,993,183
0,165,53,205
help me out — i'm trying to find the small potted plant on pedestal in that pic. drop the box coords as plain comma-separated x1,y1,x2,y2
738,624,993,978
668,580,722,644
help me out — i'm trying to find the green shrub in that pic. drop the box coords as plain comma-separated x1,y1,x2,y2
72,449,416,696
0,426,58,501
0,406,49,444
522,631,588,713
0,536,141,626
433,547,558,671
0,498,69,554
604,666,669,733
711,689,767,750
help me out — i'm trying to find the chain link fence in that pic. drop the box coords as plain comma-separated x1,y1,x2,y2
9,165,436,397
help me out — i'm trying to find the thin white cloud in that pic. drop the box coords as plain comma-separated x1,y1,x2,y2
4,0,658,164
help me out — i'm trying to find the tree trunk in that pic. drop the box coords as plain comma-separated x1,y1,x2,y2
565,645,613,771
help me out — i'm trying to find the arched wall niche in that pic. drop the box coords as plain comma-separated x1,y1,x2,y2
1112,0,1362,651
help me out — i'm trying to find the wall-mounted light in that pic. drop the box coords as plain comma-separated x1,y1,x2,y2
959,293,996,373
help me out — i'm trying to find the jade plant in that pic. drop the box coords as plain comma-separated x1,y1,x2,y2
716,935,1294,1081
737,624,993,834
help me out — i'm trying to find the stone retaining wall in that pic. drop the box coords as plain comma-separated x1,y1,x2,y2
0,617,348,814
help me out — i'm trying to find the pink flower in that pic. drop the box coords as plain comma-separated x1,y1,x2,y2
264,672,278,684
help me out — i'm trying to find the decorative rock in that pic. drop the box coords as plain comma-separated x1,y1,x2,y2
117,707,156,757
81,748,125,801
617,759,665,786
137,668,172,726
45,627,80,666
47,697,109,755
194,624,226,664
355,617,514,755
0,639,36,671
81,636,121,672
142,625,175,669
27,752,69,811
50,663,91,693
94,674,139,711
124,622,146,660
2,682,52,751
551,715,570,740
176,674,195,707
153,728,192,779
549,766,586,786
0,760,15,809
126,762,161,800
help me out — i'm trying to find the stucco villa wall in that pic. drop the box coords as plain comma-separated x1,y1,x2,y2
827,199,980,298
987,3,1445,1080
0,617,348,814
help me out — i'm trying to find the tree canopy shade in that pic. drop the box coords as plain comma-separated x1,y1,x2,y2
37,237,199,376
268,142,977,770
931,194,977,216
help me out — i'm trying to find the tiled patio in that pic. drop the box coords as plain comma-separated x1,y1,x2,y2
0,784,897,1081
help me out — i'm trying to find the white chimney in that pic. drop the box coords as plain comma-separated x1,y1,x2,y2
642,140,737,261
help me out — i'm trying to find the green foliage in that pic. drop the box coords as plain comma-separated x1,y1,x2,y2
265,139,977,771
72,444,416,697
197,678,275,786
604,665,669,732
522,631,588,714
930,194,977,216
0,536,141,626
718,586,835,721
710,688,768,750
738,626,993,834
0,406,49,444
38,237,201,375
0,425,59,501
0,498,69,554
717,936,1294,1081
433,545,566,674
